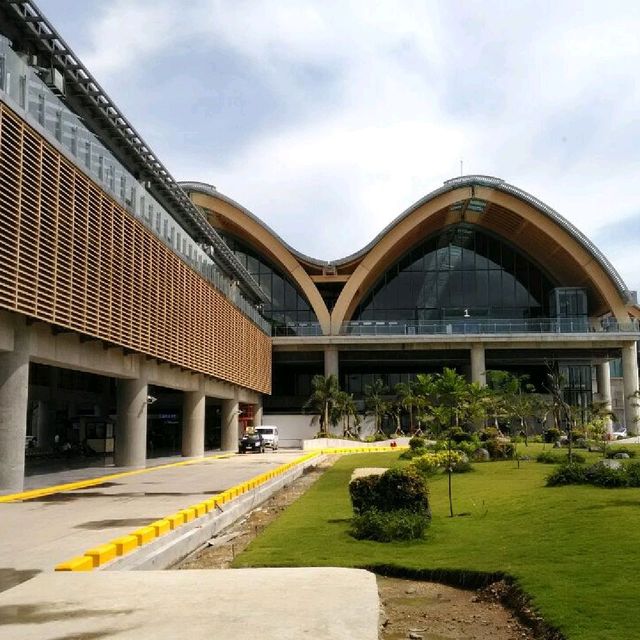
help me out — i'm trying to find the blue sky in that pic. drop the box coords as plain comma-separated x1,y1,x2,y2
38,0,640,296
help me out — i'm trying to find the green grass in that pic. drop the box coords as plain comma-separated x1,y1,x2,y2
234,445,640,640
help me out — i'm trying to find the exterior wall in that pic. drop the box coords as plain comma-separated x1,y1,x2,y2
0,102,270,394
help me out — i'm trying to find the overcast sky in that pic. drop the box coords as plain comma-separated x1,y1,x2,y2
38,0,640,296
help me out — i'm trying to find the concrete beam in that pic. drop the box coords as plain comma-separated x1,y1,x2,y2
470,344,486,386
324,347,339,378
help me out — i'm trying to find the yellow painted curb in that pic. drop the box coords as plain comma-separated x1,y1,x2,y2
179,507,197,523
84,543,117,567
166,513,185,529
54,451,323,572
110,535,139,556
55,556,94,572
149,519,171,536
132,526,156,545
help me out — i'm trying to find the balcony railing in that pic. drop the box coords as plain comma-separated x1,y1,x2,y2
271,318,640,337
343,318,640,336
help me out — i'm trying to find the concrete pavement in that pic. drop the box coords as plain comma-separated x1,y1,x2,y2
0,568,380,640
0,450,304,591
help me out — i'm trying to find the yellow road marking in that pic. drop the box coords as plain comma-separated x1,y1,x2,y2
0,453,233,503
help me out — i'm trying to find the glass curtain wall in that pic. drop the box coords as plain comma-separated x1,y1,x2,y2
223,235,318,332
353,224,556,323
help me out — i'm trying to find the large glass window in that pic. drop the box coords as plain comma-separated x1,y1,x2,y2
354,225,556,323
223,235,318,330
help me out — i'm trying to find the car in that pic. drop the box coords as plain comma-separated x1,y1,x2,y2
256,425,279,450
612,428,628,440
238,432,265,454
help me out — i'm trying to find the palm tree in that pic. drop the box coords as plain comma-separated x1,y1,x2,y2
364,378,389,437
431,368,471,518
395,381,419,433
335,390,360,438
303,374,340,436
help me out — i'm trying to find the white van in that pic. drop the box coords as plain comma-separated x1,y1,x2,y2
256,426,279,450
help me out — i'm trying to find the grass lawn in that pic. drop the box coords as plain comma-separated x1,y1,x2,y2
234,445,640,640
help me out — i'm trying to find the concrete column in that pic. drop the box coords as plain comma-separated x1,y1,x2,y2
114,370,148,468
324,347,339,379
470,344,486,386
182,381,205,458
596,361,613,432
622,342,640,435
253,399,263,427
0,323,31,494
221,398,240,452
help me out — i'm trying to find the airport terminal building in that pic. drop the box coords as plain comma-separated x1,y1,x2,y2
0,1,638,492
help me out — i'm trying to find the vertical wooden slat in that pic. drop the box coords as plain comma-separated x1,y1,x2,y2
0,101,271,394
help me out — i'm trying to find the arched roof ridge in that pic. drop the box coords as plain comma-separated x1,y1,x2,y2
179,181,330,268
180,177,632,302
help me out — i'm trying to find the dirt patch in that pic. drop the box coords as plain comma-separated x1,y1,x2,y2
175,458,540,639
379,576,535,640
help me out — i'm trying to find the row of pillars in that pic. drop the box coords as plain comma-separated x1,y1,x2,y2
323,342,640,431
0,323,262,493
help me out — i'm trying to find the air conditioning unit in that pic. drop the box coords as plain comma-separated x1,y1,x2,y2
43,67,65,95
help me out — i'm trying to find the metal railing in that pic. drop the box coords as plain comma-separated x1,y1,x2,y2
271,318,640,337
341,318,639,336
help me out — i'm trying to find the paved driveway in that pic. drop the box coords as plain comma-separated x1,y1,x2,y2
0,451,303,592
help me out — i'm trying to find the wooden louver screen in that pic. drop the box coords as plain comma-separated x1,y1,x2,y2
0,101,271,394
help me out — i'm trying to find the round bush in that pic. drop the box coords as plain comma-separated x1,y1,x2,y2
546,463,587,486
350,508,430,542
349,467,431,516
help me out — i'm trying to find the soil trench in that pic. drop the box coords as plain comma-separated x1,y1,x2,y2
176,457,536,640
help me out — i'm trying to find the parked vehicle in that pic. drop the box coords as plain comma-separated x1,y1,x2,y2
612,427,628,440
238,432,265,454
256,426,279,450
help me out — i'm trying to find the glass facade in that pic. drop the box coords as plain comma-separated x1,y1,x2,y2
353,224,556,323
223,236,318,330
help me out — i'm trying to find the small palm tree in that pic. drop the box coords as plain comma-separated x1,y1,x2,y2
335,390,360,438
303,374,340,436
364,378,389,437
395,381,419,433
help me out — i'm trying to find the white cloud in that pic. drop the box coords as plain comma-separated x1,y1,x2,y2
50,0,640,293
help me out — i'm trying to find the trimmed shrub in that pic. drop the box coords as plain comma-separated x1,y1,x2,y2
479,427,501,441
449,427,474,444
409,435,427,450
625,461,640,486
606,447,637,459
451,460,474,473
410,450,465,477
348,467,431,516
543,427,562,443
485,439,515,460
349,475,380,515
351,508,430,542
537,451,586,464
584,463,628,488
398,446,429,460
546,463,587,486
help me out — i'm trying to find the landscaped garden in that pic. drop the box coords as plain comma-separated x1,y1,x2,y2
233,446,640,640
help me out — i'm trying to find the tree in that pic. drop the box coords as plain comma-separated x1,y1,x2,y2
431,368,472,517
544,366,576,463
586,401,617,457
334,390,361,438
303,374,340,436
395,381,419,434
364,378,389,437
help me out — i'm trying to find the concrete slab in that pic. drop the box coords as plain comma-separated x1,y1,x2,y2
0,568,379,640
350,467,388,482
